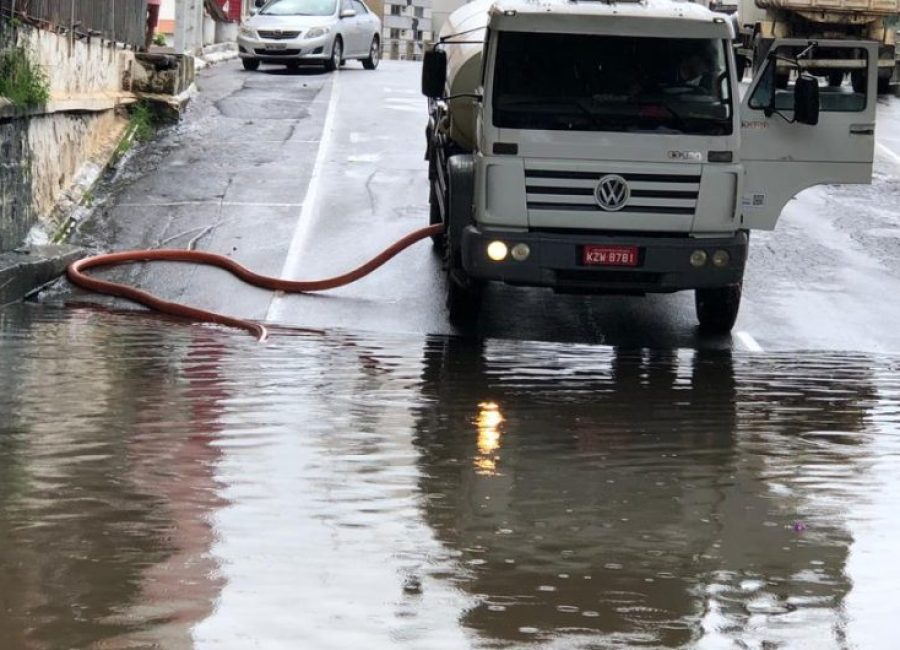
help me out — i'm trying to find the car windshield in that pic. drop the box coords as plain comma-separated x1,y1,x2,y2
492,32,733,136
260,0,337,16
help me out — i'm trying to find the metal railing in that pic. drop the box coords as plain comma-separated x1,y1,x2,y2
0,0,148,48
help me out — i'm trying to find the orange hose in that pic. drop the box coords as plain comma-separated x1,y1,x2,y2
67,224,445,341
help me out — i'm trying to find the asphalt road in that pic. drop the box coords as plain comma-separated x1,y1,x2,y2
69,59,900,353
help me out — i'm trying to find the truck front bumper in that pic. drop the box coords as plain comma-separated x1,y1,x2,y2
461,227,748,294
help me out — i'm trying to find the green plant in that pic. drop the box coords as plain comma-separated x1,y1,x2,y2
0,46,50,107
130,102,157,142
152,32,167,47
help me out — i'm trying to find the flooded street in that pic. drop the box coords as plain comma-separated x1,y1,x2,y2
2,303,900,648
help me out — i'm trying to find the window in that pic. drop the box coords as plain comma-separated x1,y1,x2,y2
414,6,423,17
352,0,367,13
492,33,733,135
390,4,401,15
259,0,337,17
749,45,868,113
390,28,400,40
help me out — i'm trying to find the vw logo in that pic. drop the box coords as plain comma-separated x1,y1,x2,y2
594,174,630,212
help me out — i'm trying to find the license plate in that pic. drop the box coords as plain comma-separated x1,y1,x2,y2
582,245,640,267
267,43,287,50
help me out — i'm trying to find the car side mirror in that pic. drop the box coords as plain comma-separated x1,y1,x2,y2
340,9,356,18
421,49,447,98
793,74,820,125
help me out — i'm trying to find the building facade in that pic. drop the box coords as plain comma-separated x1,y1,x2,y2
382,0,432,60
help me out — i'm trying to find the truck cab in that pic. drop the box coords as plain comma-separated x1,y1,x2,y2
423,0,877,332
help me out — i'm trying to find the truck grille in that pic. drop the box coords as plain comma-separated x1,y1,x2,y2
258,30,301,40
525,169,700,216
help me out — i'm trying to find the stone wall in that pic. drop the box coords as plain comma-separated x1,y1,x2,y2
0,120,33,250
0,23,132,250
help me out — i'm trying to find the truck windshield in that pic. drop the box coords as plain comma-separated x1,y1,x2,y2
491,32,733,136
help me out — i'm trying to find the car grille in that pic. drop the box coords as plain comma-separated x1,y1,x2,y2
525,169,700,216
254,48,301,56
258,30,301,40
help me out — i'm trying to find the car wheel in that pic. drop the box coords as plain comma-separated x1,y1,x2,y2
242,58,260,71
362,37,380,70
324,37,342,72
695,284,742,334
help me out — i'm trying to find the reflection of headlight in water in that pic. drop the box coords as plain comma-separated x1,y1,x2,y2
475,401,504,475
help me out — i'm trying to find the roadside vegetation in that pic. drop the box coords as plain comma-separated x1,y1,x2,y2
0,46,50,107
113,101,160,160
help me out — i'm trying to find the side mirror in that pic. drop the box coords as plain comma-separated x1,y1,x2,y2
340,9,357,18
421,49,447,98
793,73,820,125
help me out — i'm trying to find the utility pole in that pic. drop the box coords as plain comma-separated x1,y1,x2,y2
174,0,203,54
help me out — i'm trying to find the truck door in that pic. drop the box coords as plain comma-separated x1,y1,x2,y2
739,39,877,230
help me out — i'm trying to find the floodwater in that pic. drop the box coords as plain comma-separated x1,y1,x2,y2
1,303,900,649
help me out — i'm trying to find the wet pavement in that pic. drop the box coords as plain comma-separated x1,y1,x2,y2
4,59,900,648
2,304,900,648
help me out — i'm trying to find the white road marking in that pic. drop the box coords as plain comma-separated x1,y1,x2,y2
733,330,764,353
265,74,341,322
876,142,900,167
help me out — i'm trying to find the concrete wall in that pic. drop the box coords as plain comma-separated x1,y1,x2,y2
0,24,131,250
0,121,33,250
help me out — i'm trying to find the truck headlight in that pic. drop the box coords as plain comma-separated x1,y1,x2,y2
487,241,508,262
305,26,330,39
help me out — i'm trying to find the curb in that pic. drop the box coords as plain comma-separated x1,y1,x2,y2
0,245,86,307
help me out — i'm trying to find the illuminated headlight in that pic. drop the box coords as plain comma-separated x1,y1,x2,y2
305,26,330,39
510,243,530,262
712,250,730,268
690,250,708,267
487,241,508,262
239,25,256,37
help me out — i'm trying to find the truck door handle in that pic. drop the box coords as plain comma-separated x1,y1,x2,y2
850,124,875,135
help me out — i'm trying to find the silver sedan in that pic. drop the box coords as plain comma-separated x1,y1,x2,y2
238,0,382,72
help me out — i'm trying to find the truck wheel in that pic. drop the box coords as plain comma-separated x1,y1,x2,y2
429,185,445,251
446,270,483,326
695,284,742,334
242,58,260,71
735,55,747,82
878,75,891,94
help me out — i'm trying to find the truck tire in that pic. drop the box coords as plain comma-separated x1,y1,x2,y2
429,185,445,251
735,55,747,82
877,74,891,94
695,284,742,334
445,155,482,325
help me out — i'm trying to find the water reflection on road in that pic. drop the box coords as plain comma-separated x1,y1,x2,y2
1,303,898,648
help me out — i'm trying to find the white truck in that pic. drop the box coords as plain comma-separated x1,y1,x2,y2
422,0,878,333
734,0,900,92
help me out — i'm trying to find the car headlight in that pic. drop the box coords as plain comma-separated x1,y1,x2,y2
239,25,256,38
305,26,330,39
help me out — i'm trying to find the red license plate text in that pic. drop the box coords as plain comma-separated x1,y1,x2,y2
582,245,640,267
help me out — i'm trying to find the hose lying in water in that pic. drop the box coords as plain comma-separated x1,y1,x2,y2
66,224,445,341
